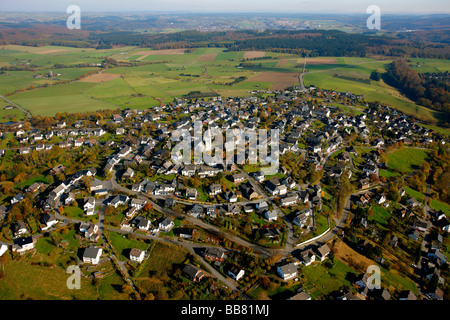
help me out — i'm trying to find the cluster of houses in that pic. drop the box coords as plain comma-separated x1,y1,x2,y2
276,243,331,281
0,89,447,299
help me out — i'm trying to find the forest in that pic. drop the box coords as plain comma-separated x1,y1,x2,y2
383,59,450,119
88,29,450,59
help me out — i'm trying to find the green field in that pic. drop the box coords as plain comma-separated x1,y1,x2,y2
369,205,391,229
387,148,429,174
107,231,150,261
303,58,450,127
301,259,356,297
403,186,426,202
1,44,449,133
430,199,450,215
7,81,118,116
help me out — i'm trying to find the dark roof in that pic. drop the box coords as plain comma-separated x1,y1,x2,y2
13,236,33,247
83,247,101,259
183,264,203,280
205,247,225,259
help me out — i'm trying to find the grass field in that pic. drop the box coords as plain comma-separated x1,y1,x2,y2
430,199,450,216
0,100,25,123
0,235,129,300
369,205,391,229
301,259,356,297
303,58,450,127
1,44,449,134
403,186,426,202
107,231,150,261
387,148,429,174
7,81,118,116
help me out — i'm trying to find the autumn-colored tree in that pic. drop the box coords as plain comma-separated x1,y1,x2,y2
104,205,115,216
143,202,152,212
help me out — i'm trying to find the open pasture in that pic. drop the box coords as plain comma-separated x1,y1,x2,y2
1,44,448,134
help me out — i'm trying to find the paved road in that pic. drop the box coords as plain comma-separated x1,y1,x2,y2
237,168,296,257
0,95,31,118
106,226,244,295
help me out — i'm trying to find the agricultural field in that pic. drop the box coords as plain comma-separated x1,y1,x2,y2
1,44,449,136
303,57,450,127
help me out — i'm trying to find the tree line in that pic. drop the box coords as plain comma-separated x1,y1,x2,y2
383,59,450,122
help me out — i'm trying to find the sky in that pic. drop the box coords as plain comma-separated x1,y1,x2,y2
0,0,449,14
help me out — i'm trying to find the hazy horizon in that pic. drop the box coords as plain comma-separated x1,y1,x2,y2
1,0,449,14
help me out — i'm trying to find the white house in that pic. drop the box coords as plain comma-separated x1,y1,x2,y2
109,194,129,208
293,209,311,228
12,236,35,253
159,217,174,232
316,244,331,261
224,191,238,203
41,213,58,230
12,221,27,237
134,216,151,231
256,201,269,212
83,247,102,264
84,197,95,215
130,248,145,263
280,196,297,207
264,210,278,221
130,198,147,210
11,193,25,204
227,265,245,281
277,262,297,281
0,244,8,257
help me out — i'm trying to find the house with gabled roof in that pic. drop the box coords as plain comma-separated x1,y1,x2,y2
83,247,102,265
277,262,297,281
209,184,222,196
12,236,35,253
204,247,225,262
108,194,129,208
183,264,205,282
130,248,145,263
158,217,174,232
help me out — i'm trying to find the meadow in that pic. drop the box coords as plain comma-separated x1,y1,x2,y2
386,148,429,174
1,44,449,135
303,58,450,128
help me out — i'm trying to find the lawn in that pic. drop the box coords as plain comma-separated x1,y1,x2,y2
134,241,190,296
0,105,25,123
63,205,97,222
14,174,50,190
107,231,150,261
0,259,99,300
301,259,356,297
430,199,450,216
379,169,401,179
369,205,391,229
387,148,429,174
403,186,426,202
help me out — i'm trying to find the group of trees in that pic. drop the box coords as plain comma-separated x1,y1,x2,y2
407,146,449,204
384,59,450,122
82,29,450,59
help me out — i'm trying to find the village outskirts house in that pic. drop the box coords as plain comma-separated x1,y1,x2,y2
277,262,298,281
183,263,205,282
82,247,102,265
129,248,146,263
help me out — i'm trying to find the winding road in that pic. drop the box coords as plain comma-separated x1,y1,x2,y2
0,95,32,118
